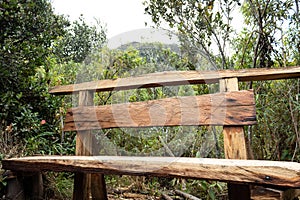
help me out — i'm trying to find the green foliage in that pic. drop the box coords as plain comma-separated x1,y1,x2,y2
44,172,74,199
171,179,226,200
252,80,300,161
71,47,143,85
49,59,81,86
53,16,107,63
232,0,299,68
25,130,76,156
0,0,107,142
1,0,299,198
0,0,68,93
0,0,67,140
143,0,241,69
230,0,300,165
0,1,107,198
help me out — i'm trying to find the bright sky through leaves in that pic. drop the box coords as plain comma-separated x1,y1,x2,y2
51,0,153,38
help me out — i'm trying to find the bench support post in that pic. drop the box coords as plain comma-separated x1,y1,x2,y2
73,90,107,200
220,78,251,200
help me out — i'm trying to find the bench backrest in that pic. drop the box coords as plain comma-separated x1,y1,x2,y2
64,90,256,131
48,67,300,132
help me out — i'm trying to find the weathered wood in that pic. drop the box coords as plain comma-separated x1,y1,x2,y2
175,190,201,200
5,171,43,200
73,173,85,200
161,193,173,200
64,90,256,131
49,66,300,95
223,126,249,160
3,156,300,188
73,91,93,200
91,173,107,200
220,78,251,200
219,77,239,92
5,173,25,200
91,132,108,200
73,91,107,200
31,172,43,200
251,186,300,200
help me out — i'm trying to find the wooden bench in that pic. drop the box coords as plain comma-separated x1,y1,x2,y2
2,67,300,200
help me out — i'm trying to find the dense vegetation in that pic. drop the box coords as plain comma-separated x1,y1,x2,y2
0,0,299,199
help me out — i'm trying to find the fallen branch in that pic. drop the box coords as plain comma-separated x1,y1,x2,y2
175,190,201,200
161,193,173,200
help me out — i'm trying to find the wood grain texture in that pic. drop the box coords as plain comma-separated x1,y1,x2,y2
220,79,250,160
73,91,93,200
76,91,94,156
49,66,300,95
73,91,108,200
223,126,249,159
251,186,300,200
64,90,256,131
220,78,251,200
3,156,300,188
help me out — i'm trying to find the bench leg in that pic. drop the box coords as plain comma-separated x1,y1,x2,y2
228,184,250,200
73,173,108,200
73,172,89,200
6,173,25,200
31,172,43,200
5,171,43,200
91,173,108,200
251,186,300,200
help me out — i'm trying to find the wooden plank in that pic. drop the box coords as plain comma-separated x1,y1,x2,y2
220,78,251,200
63,90,256,131
3,156,300,188
91,131,108,200
49,67,300,95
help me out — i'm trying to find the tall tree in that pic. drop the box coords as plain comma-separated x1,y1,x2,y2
286,0,300,65
143,0,241,69
0,0,69,132
0,0,107,126
0,0,68,93
233,0,294,68
53,16,107,63
231,0,300,162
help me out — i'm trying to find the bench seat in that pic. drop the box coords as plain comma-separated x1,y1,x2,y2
3,156,300,188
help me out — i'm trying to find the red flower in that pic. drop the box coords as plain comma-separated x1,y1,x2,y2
40,120,46,125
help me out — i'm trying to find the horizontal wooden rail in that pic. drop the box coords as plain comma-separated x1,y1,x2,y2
64,90,256,131
49,67,300,95
3,156,300,188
